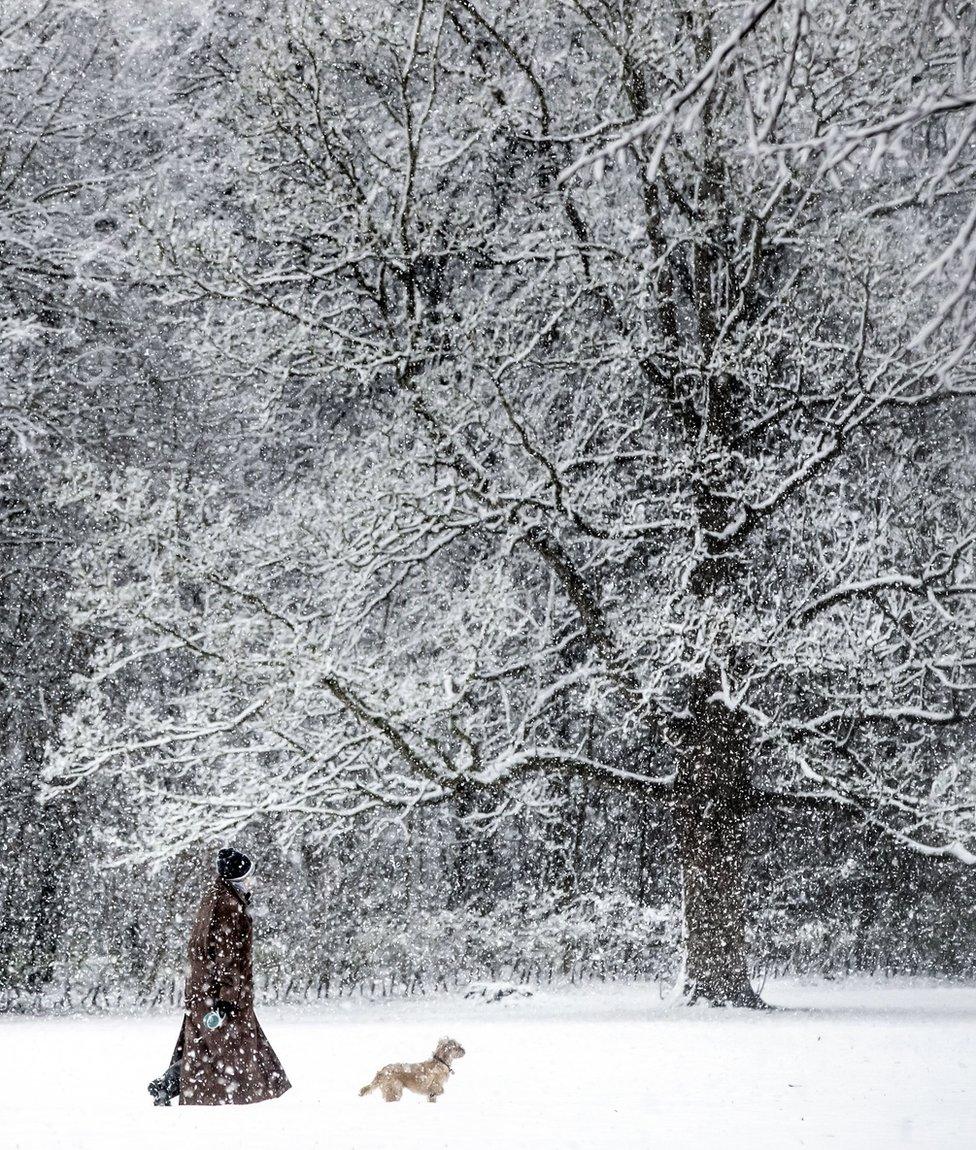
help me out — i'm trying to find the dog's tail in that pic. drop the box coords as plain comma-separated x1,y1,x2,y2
359,1079,376,1097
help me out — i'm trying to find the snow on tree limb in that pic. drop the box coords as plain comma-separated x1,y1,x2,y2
557,0,781,186
37,1,976,886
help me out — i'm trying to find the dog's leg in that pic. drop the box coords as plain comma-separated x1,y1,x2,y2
381,1081,403,1102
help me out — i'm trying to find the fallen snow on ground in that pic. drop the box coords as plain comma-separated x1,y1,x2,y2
2,979,973,1149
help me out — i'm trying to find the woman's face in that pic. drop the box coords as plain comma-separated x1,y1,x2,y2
236,872,256,894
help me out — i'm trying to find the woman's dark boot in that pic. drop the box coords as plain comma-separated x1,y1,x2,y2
147,1061,181,1106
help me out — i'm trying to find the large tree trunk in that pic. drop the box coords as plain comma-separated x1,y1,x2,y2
674,785,762,1007
671,675,765,1008
450,781,495,914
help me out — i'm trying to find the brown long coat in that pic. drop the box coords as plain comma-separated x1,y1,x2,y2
171,877,291,1105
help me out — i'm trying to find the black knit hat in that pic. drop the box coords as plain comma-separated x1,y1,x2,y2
217,847,254,882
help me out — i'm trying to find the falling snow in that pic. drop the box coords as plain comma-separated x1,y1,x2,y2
1,1,975,1144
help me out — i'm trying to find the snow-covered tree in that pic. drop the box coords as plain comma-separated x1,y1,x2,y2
0,0,121,993
45,0,976,1006
0,0,220,995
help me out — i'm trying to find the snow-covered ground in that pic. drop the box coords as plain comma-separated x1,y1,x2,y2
2,979,973,1149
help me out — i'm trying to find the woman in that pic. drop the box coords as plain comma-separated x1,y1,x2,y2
148,847,291,1106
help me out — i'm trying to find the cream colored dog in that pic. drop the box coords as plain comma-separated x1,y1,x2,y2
359,1037,466,1102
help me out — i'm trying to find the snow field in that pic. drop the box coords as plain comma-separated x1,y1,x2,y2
1,979,973,1149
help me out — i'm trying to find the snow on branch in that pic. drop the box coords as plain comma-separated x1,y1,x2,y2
557,0,781,186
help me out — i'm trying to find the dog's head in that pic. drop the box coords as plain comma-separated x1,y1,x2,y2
435,1037,466,1063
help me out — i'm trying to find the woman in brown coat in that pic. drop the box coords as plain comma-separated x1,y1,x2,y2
148,848,291,1106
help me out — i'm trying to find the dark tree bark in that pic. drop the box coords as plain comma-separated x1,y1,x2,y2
671,671,765,1008
450,781,496,914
